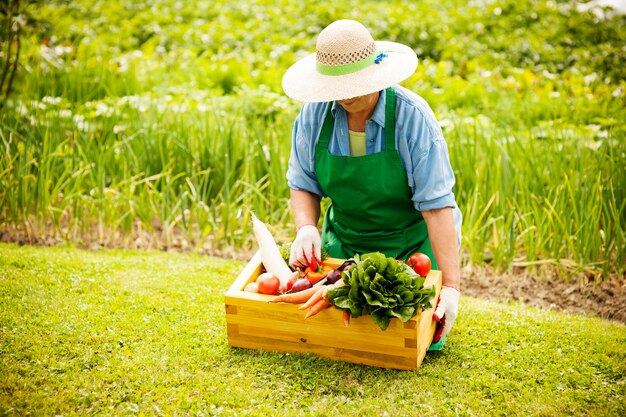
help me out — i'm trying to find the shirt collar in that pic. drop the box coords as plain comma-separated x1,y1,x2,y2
331,90,386,128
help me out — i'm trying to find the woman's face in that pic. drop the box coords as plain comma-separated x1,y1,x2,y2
337,91,379,114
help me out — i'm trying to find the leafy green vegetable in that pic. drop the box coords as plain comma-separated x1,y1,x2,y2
328,252,436,331
279,242,291,265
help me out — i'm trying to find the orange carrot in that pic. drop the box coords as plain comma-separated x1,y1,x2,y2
321,287,329,300
298,286,325,310
270,286,319,304
304,299,331,319
342,310,350,327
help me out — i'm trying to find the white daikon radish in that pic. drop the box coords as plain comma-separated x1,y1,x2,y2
251,213,293,289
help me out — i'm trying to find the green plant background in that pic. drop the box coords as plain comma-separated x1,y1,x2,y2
1,0,625,278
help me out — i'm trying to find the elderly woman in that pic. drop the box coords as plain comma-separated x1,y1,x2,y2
282,20,462,347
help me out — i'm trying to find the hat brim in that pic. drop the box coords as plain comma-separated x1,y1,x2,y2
282,41,418,103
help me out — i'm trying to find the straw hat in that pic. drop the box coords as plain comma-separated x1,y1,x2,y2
282,20,418,103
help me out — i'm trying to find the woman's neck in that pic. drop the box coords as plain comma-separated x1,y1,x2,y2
338,91,380,132
347,113,369,132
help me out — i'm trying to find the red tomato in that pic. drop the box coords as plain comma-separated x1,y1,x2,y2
256,272,280,295
407,252,431,277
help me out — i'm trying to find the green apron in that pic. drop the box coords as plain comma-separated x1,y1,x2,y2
315,88,437,268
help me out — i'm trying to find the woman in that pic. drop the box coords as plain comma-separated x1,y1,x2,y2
282,20,461,346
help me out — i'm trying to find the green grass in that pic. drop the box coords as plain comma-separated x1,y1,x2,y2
1,243,624,416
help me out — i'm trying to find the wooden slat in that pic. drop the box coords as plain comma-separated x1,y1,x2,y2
228,333,417,370
224,251,264,298
226,304,418,338
416,272,443,365
229,317,413,353
334,345,417,370
232,323,415,357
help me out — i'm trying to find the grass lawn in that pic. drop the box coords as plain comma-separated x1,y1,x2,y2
0,243,624,416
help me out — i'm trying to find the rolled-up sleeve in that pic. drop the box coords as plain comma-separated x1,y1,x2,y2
286,108,325,196
400,96,457,212
412,138,457,211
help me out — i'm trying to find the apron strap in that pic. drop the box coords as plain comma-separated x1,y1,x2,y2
384,87,396,152
318,102,334,149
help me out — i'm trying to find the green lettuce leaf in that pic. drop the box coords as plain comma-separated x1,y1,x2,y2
328,252,437,331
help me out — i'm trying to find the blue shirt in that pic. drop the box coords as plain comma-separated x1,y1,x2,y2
286,85,462,241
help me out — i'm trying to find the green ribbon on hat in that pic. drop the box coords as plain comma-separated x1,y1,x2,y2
316,50,381,76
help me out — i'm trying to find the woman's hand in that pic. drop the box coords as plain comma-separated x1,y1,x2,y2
289,225,321,268
433,286,460,341
289,189,322,267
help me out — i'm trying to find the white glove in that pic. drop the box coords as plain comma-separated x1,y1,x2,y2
433,286,460,340
289,225,321,268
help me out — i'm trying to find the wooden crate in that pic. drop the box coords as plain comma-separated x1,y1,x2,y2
224,252,442,370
